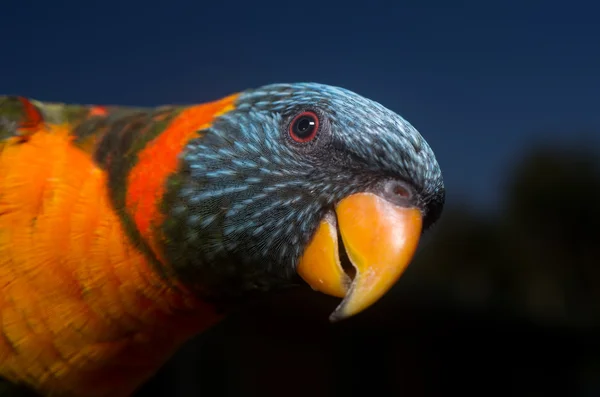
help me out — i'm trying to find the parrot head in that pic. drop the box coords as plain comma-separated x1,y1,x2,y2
161,83,444,321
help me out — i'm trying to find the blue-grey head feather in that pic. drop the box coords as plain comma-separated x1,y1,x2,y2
161,82,444,298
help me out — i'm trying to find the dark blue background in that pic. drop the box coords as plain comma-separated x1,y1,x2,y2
3,0,599,212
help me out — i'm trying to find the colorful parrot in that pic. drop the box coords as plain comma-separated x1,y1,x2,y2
0,83,445,397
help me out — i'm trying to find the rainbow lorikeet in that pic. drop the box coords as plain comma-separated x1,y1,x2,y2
0,83,445,397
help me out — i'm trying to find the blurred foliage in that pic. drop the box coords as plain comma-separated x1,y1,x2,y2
133,141,600,396
410,143,600,327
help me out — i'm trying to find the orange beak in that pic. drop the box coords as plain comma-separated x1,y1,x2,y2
297,192,423,322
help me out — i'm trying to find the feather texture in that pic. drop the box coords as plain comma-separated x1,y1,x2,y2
0,82,445,396
0,97,228,397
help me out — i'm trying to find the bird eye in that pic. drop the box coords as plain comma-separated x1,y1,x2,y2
289,111,319,143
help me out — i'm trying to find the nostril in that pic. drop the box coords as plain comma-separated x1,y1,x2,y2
392,184,411,198
381,180,414,203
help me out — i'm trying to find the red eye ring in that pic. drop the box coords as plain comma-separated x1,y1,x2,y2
289,111,320,143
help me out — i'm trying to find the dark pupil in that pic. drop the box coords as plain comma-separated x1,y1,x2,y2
294,116,315,137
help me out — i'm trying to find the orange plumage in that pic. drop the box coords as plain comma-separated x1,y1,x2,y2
0,96,236,396
0,83,448,397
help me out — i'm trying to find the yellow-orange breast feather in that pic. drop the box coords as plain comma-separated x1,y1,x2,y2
0,123,218,397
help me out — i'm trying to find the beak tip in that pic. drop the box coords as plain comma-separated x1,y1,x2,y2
327,301,353,323
328,310,345,323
